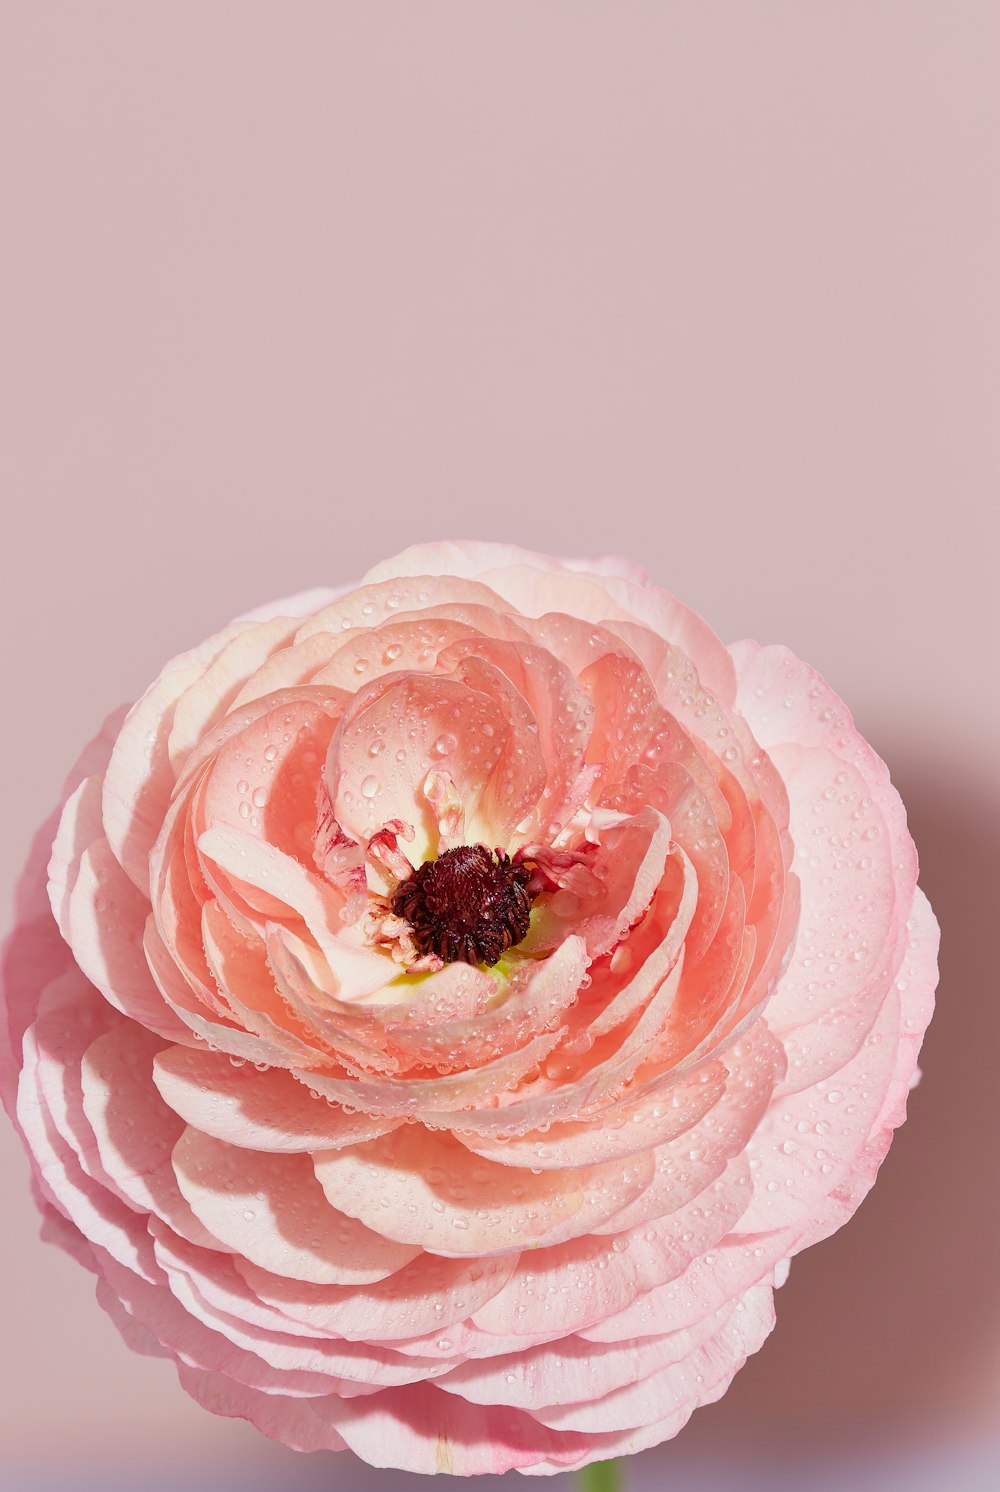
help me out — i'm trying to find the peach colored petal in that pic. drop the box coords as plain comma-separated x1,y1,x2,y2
360,540,553,588
102,654,222,896
426,952,683,1140
95,1249,340,1399
440,1293,751,1408
310,612,520,692
236,1248,517,1342
873,887,938,1125
648,877,752,1069
469,1159,752,1341
730,641,914,909
142,917,311,1070
198,695,340,865
436,635,594,842
146,791,234,1022
62,837,193,1042
79,1025,223,1252
47,774,104,940
23,977,120,1195
290,934,587,1119
610,628,780,890
167,615,308,773
468,564,636,631
575,807,673,959
438,653,549,845
374,958,497,1028
152,1045,400,1153
569,848,695,1038
293,574,516,643
602,759,730,965
533,1284,774,1432
589,1021,778,1232
269,921,586,1086
148,1225,450,1383
16,974,160,1282
176,1362,348,1453
579,1234,785,1347
314,1126,655,1257
264,925,414,1072
766,745,903,1087
195,826,389,1002
228,632,343,708
327,670,535,860
454,1061,726,1171
170,684,348,804
200,900,323,1063
172,1128,419,1284
323,1379,600,1475
360,944,584,1076
739,991,902,1234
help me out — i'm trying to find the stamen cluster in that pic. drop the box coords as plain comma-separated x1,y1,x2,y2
390,844,535,966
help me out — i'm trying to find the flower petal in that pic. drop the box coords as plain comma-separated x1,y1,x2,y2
172,1128,420,1284
152,1045,400,1153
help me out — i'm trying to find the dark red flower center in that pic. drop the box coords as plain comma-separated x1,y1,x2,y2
391,844,536,967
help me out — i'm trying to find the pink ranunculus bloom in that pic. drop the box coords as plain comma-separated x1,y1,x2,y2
1,543,937,1476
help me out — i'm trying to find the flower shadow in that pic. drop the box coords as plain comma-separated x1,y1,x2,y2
632,750,1000,1480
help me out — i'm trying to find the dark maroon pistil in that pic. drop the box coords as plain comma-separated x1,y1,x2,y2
391,844,535,967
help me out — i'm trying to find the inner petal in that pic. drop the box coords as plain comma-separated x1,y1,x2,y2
326,673,515,863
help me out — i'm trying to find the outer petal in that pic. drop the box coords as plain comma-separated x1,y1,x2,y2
151,1045,400,1153
313,1126,655,1258
730,640,924,1087
79,1024,222,1252
236,1249,517,1343
363,543,737,703
171,1128,420,1283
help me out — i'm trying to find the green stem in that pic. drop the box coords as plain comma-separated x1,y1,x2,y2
576,1459,623,1492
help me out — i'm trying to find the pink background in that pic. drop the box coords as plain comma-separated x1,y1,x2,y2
1,3,997,1488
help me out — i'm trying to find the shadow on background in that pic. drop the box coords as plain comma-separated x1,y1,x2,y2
684,752,1000,1430
630,748,1000,1490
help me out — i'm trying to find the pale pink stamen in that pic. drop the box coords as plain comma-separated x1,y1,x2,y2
314,781,366,894
367,818,416,886
423,768,465,852
361,905,444,972
514,840,602,898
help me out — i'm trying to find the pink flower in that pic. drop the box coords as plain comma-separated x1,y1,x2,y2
1,543,937,1476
